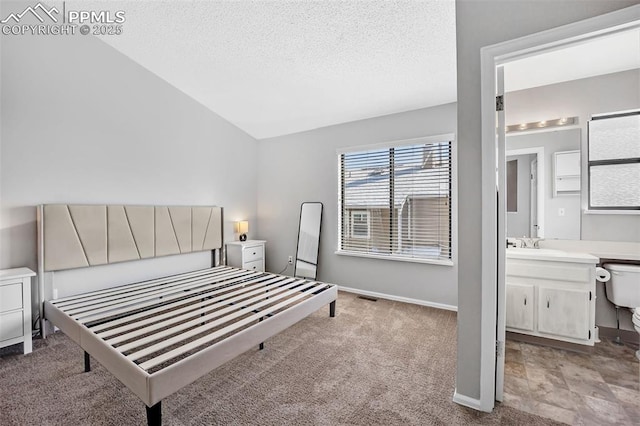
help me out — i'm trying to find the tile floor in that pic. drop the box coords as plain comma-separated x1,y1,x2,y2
502,337,640,425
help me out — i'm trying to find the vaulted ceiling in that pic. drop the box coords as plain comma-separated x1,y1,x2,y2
94,2,638,139
96,0,457,139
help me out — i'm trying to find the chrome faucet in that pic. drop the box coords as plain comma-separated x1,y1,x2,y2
515,237,543,248
521,237,534,248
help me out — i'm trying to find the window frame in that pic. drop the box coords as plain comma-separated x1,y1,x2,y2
336,134,456,266
349,210,370,239
587,110,640,212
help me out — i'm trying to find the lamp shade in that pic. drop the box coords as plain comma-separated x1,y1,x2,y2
236,221,249,234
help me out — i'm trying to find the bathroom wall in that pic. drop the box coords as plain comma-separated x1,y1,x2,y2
506,129,582,240
505,69,640,243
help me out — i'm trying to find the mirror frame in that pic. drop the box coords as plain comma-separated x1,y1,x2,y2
505,146,545,238
294,202,323,279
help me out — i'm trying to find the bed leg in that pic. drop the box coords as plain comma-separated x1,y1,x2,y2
330,301,336,318
84,351,91,372
146,402,161,426
258,316,265,350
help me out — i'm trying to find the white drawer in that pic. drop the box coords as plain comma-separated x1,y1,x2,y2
0,311,23,342
244,259,263,272
0,282,23,312
243,245,264,262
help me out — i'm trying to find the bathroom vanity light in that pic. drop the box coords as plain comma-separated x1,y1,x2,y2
506,116,577,133
235,220,249,241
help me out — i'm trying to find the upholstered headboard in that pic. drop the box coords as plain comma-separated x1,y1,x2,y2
38,204,223,272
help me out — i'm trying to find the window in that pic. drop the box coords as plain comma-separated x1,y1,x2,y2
338,136,453,262
588,111,640,210
350,211,370,239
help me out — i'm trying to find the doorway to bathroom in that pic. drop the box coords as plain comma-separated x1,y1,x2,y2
478,4,640,418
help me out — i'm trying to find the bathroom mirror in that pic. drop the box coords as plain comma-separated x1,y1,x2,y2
506,128,581,240
294,202,323,279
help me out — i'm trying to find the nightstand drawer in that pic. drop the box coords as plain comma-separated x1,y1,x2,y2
244,259,263,271
0,268,35,354
0,282,23,312
0,311,24,342
243,245,264,263
226,240,266,273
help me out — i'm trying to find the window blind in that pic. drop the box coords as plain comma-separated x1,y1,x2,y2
339,140,452,261
588,111,640,210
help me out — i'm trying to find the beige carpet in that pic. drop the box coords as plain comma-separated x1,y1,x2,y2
0,291,561,425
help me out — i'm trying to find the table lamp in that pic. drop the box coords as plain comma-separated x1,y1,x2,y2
236,220,249,241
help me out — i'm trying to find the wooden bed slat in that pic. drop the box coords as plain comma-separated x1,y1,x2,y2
125,280,321,362
88,272,266,332
54,267,240,310
145,284,337,406
105,276,302,346
114,280,308,354
71,271,263,324
137,283,328,370
96,275,292,338
62,269,252,315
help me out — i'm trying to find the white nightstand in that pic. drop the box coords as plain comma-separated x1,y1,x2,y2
0,268,36,354
226,240,266,272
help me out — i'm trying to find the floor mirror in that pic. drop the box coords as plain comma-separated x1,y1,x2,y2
294,202,323,279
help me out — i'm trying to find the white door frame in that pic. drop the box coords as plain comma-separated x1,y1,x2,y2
505,146,545,238
494,66,506,402
530,157,538,238
478,5,639,412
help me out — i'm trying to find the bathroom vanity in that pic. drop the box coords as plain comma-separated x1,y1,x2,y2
506,248,599,346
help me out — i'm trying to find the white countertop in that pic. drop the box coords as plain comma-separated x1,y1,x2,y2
539,240,640,262
506,248,599,264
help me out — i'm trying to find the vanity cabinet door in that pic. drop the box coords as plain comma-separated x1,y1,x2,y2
506,283,534,331
538,286,590,340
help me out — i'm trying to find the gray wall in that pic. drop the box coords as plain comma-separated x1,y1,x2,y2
506,70,640,242
0,22,259,300
506,154,534,238
455,0,637,403
507,129,582,240
257,103,458,308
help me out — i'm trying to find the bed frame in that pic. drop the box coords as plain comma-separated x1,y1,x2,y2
37,204,337,425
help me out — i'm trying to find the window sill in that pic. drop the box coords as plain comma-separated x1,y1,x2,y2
335,250,454,266
584,209,640,215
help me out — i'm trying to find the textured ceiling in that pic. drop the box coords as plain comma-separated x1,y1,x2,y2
89,2,636,140
92,0,457,139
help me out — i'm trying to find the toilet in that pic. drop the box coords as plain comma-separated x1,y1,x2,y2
604,263,640,359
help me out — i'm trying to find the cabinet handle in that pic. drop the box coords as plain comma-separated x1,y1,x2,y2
524,297,527,306
547,298,550,309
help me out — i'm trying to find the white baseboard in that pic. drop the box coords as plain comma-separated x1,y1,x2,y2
338,285,457,312
452,389,483,411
